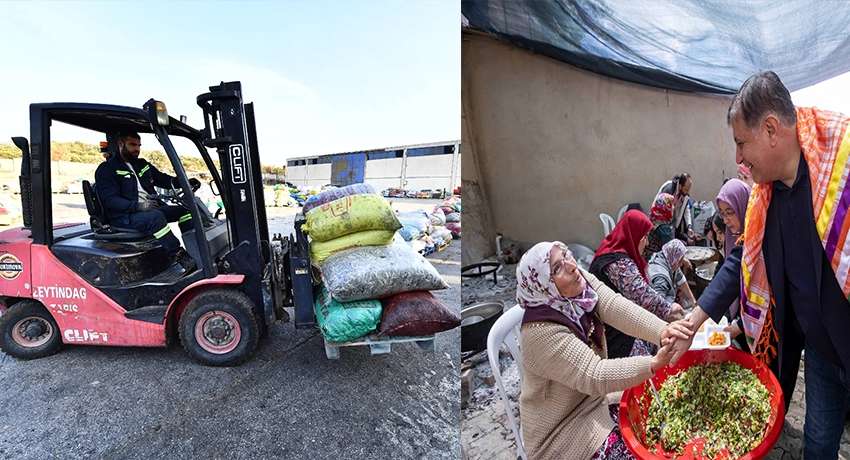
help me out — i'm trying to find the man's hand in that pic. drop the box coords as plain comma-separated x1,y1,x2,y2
723,321,743,339
135,200,159,212
664,306,711,365
661,319,695,365
661,319,693,344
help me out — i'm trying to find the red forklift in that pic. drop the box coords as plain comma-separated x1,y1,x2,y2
0,82,316,366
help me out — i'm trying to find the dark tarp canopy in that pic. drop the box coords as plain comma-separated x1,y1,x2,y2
461,0,850,94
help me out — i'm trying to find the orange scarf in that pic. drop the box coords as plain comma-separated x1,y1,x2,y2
741,107,850,365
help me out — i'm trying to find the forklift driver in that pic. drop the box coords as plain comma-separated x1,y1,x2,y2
94,131,200,271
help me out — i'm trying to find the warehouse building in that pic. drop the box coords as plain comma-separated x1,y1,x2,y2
285,140,461,193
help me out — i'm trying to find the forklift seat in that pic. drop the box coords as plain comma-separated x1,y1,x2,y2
82,180,150,241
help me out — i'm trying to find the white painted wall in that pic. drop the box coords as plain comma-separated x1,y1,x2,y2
404,155,456,191
461,31,738,265
364,158,404,190
285,149,461,192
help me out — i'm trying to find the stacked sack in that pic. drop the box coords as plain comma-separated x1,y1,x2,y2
440,195,461,240
303,184,459,343
302,183,400,264
395,195,461,256
292,184,336,207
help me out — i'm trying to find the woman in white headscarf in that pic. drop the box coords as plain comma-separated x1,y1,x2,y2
517,241,692,460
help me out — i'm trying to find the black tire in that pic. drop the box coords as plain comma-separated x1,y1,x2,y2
179,288,259,366
0,300,62,360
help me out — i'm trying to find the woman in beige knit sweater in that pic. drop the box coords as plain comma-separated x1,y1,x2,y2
517,241,693,460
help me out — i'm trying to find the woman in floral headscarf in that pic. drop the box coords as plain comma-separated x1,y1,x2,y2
517,241,692,460
642,192,675,261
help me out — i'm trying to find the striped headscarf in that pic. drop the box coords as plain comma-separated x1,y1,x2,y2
741,106,850,364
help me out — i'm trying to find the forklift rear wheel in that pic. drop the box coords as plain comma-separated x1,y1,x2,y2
179,289,259,366
0,300,62,360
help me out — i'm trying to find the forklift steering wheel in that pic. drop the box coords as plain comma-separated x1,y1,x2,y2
146,193,190,210
165,177,199,208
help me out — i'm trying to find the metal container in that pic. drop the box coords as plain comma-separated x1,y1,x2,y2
684,246,718,265
461,301,504,353
695,261,718,293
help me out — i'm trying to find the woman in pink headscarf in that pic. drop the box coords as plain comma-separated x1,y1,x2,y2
516,241,692,460
737,163,755,187
642,192,675,262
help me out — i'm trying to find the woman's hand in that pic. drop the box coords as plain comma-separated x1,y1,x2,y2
651,343,675,373
724,322,743,339
661,319,693,343
661,319,694,365
665,302,685,322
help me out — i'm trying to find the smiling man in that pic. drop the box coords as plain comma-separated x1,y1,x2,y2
681,70,850,459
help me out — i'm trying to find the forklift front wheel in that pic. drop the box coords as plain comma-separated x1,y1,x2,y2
179,289,259,366
0,300,63,360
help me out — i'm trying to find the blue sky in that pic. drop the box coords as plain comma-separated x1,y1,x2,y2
2,0,847,169
1,1,459,165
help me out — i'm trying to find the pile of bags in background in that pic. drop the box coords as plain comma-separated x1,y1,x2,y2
290,184,338,207
0,193,22,226
301,184,461,343
395,195,461,256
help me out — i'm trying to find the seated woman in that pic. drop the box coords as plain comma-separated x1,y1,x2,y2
517,241,691,460
708,213,727,270
647,239,696,310
642,193,675,261
588,210,685,358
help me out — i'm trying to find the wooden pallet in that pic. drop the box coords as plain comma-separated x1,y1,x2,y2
323,333,436,359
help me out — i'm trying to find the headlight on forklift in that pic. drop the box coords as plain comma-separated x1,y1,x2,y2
144,99,170,126
154,101,169,126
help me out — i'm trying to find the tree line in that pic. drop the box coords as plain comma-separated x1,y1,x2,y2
0,141,285,175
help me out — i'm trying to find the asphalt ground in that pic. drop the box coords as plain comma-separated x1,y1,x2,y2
0,197,461,459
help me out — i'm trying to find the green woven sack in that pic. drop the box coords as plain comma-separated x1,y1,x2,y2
314,285,382,342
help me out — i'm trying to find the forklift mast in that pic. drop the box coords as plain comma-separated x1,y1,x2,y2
196,82,270,313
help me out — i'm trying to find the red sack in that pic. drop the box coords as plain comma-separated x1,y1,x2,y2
445,222,461,237
379,291,460,337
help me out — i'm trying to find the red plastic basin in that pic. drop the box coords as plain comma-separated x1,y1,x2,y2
619,348,785,459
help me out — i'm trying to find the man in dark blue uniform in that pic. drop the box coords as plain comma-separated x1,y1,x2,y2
95,131,199,271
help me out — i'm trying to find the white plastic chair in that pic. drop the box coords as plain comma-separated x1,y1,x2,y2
617,204,629,222
487,304,527,460
599,213,616,237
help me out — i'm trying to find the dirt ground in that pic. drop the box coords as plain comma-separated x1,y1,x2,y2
0,193,463,459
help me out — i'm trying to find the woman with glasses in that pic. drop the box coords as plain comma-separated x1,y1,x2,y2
516,241,692,460
588,210,685,358
709,178,752,345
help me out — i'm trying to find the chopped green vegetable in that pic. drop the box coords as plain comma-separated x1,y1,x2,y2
644,362,772,458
